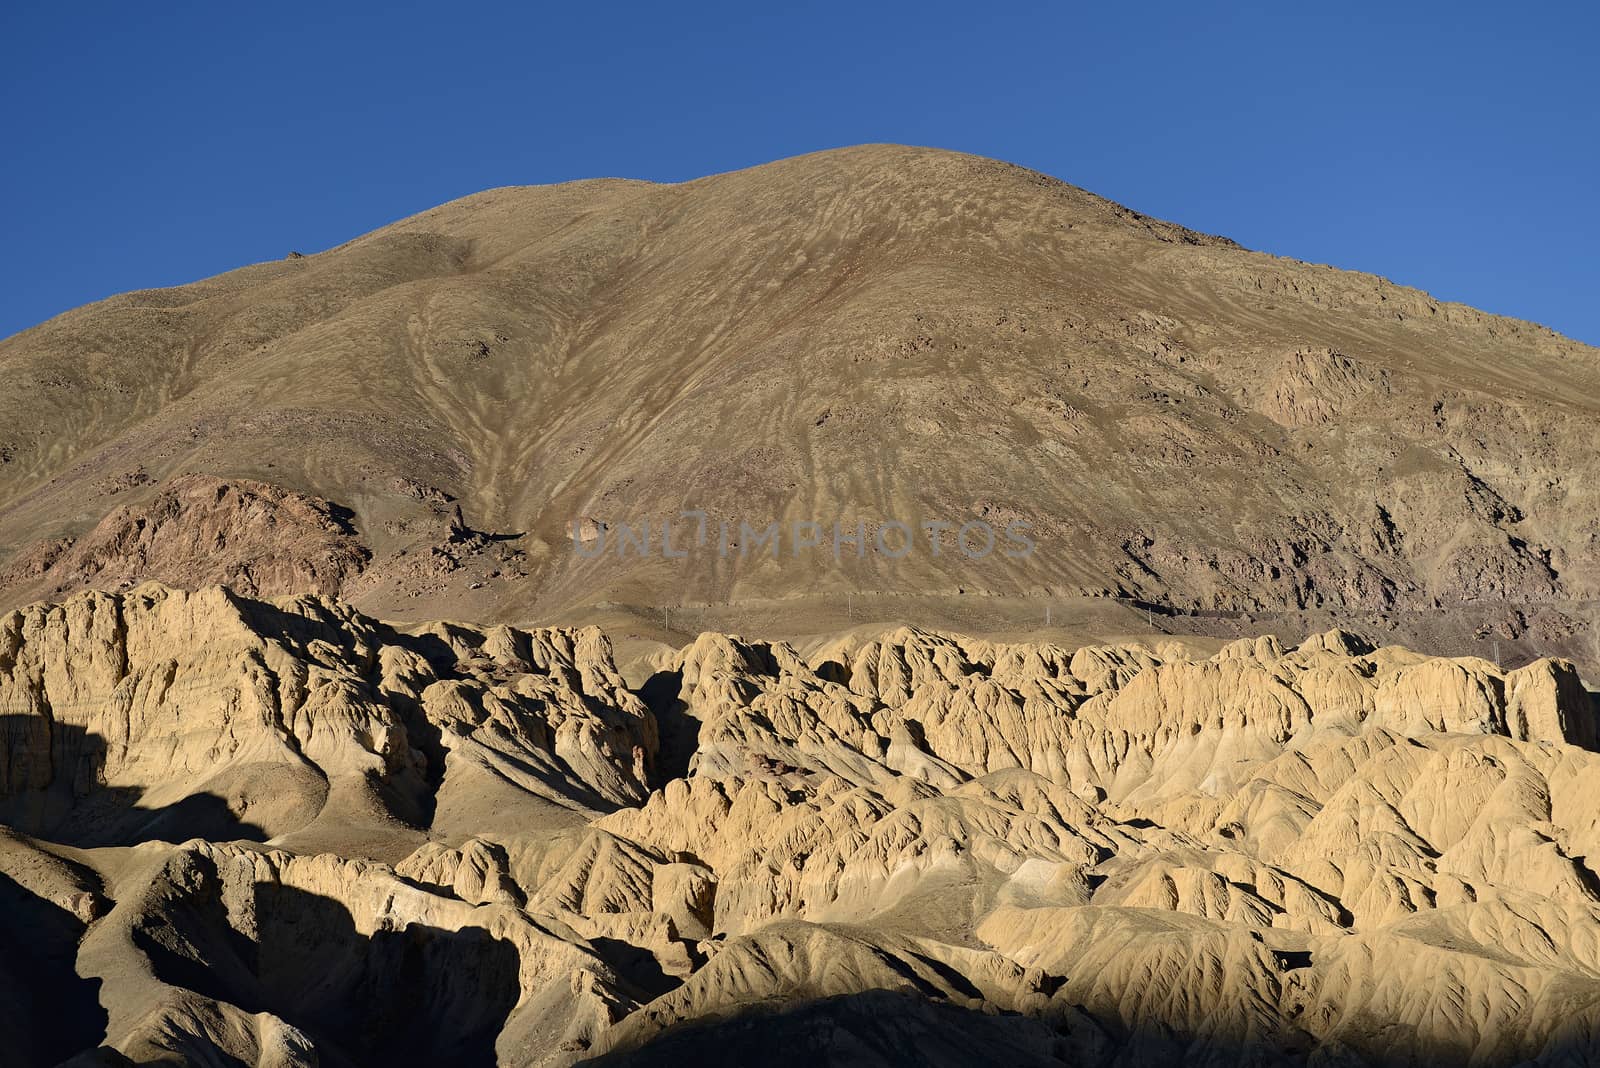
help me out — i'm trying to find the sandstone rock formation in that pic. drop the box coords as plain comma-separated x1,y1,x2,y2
2,584,1598,1065
0,583,656,851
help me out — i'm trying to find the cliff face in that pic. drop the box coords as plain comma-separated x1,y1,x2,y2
2,145,1597,668
2,584,1599,1064
0,584,657,848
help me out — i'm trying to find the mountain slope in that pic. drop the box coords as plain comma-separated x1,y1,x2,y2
2,145,1596,667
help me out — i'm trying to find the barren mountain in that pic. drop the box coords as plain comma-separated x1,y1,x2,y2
2,145,1597,670
2,583,1599,1065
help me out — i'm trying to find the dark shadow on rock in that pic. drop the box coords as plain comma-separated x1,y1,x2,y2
638,669,700,783
0,715,268,847
446,504,523,546
322,500,361,537
226,589,371,664
0,872,108,1067
578,985,1600,1068
366,670,446,828
387,627,464,678
588,936,681,1001
135,878,520,1068
225,595,449,827
813,659,850,685
579,988,1083,1067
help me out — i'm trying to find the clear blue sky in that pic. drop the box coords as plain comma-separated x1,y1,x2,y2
2,2,1596,344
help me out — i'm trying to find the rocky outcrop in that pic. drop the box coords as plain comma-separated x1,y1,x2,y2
2,587,1598,1065
0,474,370,607
95,842,639,1066
0,584,657,847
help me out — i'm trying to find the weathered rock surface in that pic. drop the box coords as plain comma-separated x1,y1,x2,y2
0,585,1597,1064
0,584,656,849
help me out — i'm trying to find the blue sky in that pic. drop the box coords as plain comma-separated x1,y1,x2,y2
2,2,1595,344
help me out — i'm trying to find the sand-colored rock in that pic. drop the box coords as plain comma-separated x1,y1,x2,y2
0,584,656,850
0,584,1596,1064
